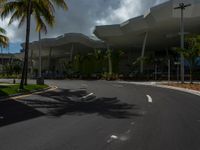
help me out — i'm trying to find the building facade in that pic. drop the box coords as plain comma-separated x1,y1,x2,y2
93,0,200,79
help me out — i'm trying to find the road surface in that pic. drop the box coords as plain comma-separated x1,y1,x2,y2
0,80,200,150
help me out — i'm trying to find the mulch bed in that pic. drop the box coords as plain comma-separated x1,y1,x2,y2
165,83,200,91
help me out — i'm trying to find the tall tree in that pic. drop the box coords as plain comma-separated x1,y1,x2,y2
1,0,67,89
0,27,9,48
174,35,200,83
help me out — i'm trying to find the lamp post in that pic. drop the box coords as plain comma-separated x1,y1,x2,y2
38,31,42,78
174,2,191,84
36,31,44,85
174,61,180,83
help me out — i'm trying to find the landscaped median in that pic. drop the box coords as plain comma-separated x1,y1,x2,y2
157,82,200,97
163,83,200,92
0,83,49,98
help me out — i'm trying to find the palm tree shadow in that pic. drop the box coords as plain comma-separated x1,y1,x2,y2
22,89,142,119
0,100,43,127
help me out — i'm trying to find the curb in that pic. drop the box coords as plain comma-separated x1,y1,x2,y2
154,84,200,97
117,81,200,97
0,86,58,101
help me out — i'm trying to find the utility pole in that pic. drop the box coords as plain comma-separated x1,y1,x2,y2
166,49,170,84
38,31,42,78
107,45,112,76
36,31,44,85
168,59,171,84
174,2,191,84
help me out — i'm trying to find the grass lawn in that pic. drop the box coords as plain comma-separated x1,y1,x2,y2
0,84,49,97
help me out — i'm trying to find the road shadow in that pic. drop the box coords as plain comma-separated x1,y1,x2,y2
21,89,141,119
0,100,43,127
0,88,141,128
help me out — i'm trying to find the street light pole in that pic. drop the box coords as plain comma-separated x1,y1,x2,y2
174,2,191,84
36,31,44,85
38,31,42,78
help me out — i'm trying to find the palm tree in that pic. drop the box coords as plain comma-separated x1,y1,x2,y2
1,0,67,89
0,27,9,48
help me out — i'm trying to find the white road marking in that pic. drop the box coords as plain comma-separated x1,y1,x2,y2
110,135,118,139
126,129,131,133
81,93,94,99
119,135,129,141
131,122,135,125
107,132,131,143
146,95,153,103
107,135,118,143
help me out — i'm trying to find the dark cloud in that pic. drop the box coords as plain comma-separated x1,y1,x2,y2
1,0,168,43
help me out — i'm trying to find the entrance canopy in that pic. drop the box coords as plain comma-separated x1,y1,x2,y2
21,33,106,58
94,0,200,50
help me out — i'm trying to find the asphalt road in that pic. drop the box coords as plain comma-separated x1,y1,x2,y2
0,80,200,150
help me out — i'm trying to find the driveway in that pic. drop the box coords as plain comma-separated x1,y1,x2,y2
0,80,200,150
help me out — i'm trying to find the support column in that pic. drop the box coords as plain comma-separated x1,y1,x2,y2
70,44,74,61
168,59,171,83
107,45,112,75
30,48,33,77
166,48,171,83
140,32,148,74
48,47,52,72
155,64,158,81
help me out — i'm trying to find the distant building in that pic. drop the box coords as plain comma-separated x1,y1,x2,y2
0,53,21,73
20,33,106,77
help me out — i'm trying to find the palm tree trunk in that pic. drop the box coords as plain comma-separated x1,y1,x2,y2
20,0,32,89
24,0,32,85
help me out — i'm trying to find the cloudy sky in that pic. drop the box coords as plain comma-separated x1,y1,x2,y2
1,0,168,53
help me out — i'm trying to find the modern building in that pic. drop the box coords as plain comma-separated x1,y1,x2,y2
0,53,21,73
20,33,106,77
94,0,200,77
18,0,200,79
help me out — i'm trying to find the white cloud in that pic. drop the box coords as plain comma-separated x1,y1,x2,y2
1,0,168,43
96,0,168,25
95,0,141,25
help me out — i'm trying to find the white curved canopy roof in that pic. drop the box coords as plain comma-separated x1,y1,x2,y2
20,33,106,58
28,33,106,50
94,0,200,49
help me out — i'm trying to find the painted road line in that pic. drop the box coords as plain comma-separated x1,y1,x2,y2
146,95,153,103
81,93,95,99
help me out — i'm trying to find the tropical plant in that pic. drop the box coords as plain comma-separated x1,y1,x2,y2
0,27,9,48
93,49,107,74
1,59,22,77
1,0,67,89
174,35,200,83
